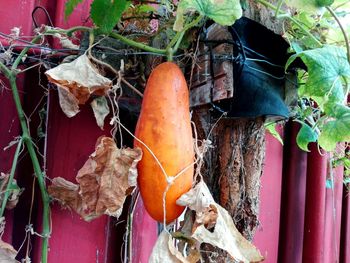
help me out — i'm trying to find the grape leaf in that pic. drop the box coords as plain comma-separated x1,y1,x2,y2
286,46,350,108
65,0,84,20
296,123,318,151
90,0,130,33
174,0,242,31
318,104,350,151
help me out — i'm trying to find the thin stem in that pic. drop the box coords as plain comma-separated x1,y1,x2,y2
0,138,23,217
121,78,143,97
8,75,50,263
173,31,185,53
45,26,91,36
17,62,43,74
25,177,36,261
109,31,167,55
0,58,50,262
0,60,12,79
11,35,43,70
256,0,323,47
326,6,350,64
167,47,174,62
166,15,203,51
46,25,168,56
275,0,284,17
281,14,323,47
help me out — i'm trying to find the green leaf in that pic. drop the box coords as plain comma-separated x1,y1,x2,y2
285,0,327,12
324,102,350,117
90,0,130,34
136,4,156,14
65,0,84,20
316,0,334,7
286,46,350,108
265,123,283,145
318,104,350,151
174,0,242,31
296,123,318,151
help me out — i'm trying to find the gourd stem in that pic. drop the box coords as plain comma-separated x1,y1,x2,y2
46,27,168,55
45,26,91,36
12,35,43,70
167,48,174,62
109,31,167,55
166,15,204,51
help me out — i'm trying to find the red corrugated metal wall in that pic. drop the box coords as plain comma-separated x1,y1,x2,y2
0,2,348,262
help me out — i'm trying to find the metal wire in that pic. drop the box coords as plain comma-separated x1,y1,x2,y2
197,22,291,116
32,6,54,28
0,42,187,59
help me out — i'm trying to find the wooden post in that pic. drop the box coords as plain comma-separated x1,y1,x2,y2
192,108,265,261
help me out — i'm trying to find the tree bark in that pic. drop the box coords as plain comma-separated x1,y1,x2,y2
192,107,265,262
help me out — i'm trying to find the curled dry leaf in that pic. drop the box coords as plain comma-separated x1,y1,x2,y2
150,181,263,263
0,173,22,210
177,181,264,263
52,33,80,50
45,54,112,117
91,97,110,130
149,231,200,263
48,136,142,221
47,177,83,215
0,239,19,263
193,204,218,231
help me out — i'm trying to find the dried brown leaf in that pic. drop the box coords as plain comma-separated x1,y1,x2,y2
0,173,21,210
91,97,110,129
45,54,112,117
57,86,80,117
48,177,82,214
0,239,19,263
177,180,214,213
48,136,142,221
149,231,200,263
193,204,218,231
178,181,264,263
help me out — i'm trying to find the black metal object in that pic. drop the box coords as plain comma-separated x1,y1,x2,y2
201,17,291,120
32,6,54,28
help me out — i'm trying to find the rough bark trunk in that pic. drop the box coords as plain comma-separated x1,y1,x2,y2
192,107,265,262
244,0,287,35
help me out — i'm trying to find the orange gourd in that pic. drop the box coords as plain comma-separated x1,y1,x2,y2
134,62,194,223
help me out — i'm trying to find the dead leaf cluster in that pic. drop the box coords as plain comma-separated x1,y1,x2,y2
150,181,264,263
45,54,112,118
48,136,142,221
